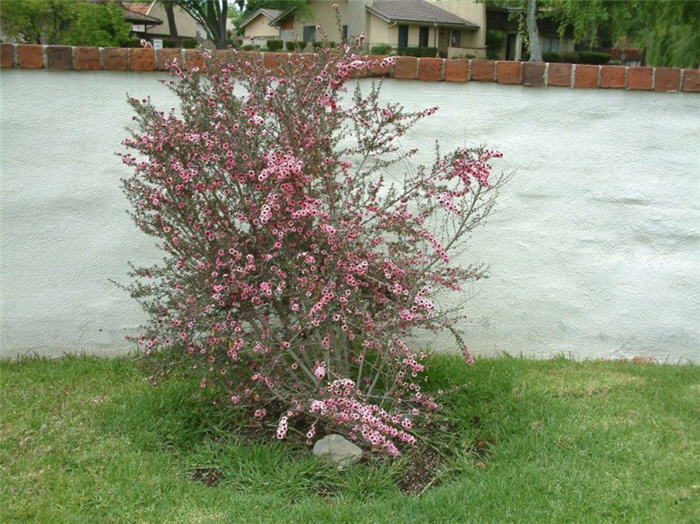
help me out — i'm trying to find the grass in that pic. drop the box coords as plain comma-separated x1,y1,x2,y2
1,354,698,523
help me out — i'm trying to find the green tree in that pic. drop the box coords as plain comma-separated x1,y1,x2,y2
613,0,699,68
166,1,230,49
485,0,699,67
0,0,76,44
67,1,131,47
0,0,130,47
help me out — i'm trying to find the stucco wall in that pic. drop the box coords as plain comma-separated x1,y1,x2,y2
1,71,698,362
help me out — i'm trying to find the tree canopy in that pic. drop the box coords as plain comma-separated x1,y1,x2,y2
485,0,700,67
0,0,130,47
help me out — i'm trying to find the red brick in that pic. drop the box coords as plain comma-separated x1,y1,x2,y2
496,61,521,84
547,62,572,87
601,65,626,88
418,58,443,81
654,67,680,92
574,64,599,88
522,62,545,86
46,46,72,70
471,60,495,81
627,67,652,90
184,49,205,70
682,68,700,92
157,48,181,71
74,47,100,70
130,48,155,71
18,45,44,69
214,49,231,61
103,47,127,71
236,51,261,75
1,44,15,68
369,55,391,77
444,59,468,82
263,51,286,71
393,56,417,80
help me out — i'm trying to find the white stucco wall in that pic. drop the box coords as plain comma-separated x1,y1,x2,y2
1,70,699,362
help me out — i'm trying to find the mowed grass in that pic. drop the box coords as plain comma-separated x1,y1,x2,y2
1,354,698,523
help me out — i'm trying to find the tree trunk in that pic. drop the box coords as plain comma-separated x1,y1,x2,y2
527,0,543,62
165,3,178,37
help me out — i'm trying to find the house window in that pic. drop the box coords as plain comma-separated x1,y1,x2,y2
542,36,559,53
419,27,429,47
398,25,408,48
303,25,316,42
450,29,461,47
342,25,348,42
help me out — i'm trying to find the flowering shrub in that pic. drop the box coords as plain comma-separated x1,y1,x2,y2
120,27,504,457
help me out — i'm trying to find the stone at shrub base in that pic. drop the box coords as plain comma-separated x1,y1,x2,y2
312,434,362,466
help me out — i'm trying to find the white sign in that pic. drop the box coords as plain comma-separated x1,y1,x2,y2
153,39,163,50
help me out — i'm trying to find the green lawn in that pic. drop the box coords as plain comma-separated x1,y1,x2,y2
1,354,698,523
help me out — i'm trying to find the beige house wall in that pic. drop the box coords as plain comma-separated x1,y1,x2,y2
406,26,438,48
146,1,206,39
366,13,397,48
243,14,279,40
426,0,486,49
290,0,349,42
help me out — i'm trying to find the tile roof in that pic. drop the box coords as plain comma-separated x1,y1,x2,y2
122,2,162,24
367,0,479,28
123,2,151,15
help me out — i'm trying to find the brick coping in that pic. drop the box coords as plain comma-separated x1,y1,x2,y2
1,43,698,93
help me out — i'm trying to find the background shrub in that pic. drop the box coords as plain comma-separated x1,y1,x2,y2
542,51,562,62
123,38,142,48
486,29,506,53
285,41,296,51
370,43,392,55
397,46,438,58
266,39,283,51
577,51,611,64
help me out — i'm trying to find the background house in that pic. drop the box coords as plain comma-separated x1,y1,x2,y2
238,8,283,47
123,1,206,40
240,0,487,57
271,1,349,46
366,0,484,57
121,3,163,38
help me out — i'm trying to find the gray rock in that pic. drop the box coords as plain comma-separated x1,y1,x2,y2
312,434,362,466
